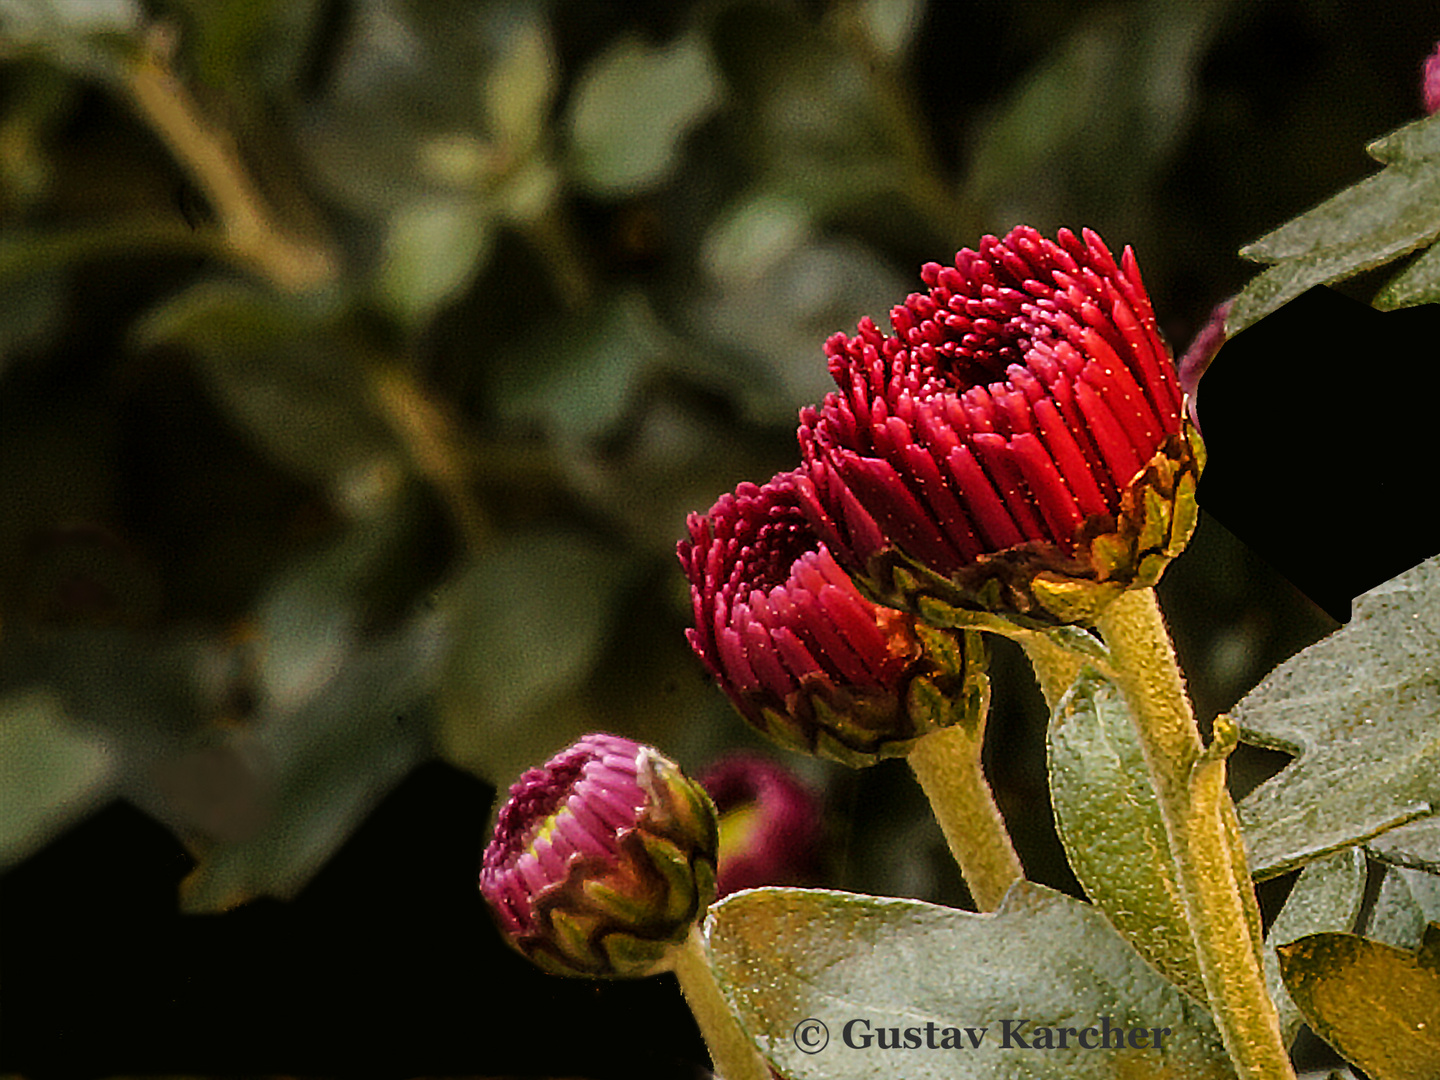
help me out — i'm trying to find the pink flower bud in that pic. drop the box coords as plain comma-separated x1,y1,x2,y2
479,733,719,978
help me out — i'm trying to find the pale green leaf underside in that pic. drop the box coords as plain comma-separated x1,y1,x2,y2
0,690,118,868
1048,666,1205,1002
565,31,722,197
706,881,1233,1080
1235,554,1440,880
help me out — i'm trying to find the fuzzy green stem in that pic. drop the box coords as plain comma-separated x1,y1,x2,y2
670,926,771,1080
1097,588,1293,1080
1015,630,1087,711
908,724,1024,911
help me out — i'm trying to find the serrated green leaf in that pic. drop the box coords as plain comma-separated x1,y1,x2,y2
1369,866,1440,951
1261,848,1366,1046
1278,931,1440,1080
1238,166,1440,265
706,882,1234,1080
1235,553,1440,881
1375,239,1440,309
1367,111,1440,165
1370,817,1440,874
0,690,118,867
1048,666,1205,1002
566,30,722,197
1230,110,1440,333
1227,165,1440,334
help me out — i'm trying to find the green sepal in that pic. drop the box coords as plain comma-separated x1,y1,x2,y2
601,931,675,976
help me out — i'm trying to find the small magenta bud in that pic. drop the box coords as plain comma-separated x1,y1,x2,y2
479,733,719,978
799,226,1202,627
698,753,824,896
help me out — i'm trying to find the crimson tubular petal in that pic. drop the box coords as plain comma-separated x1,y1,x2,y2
800,226,1202,627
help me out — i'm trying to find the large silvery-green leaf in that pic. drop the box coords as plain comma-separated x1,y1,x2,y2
1229,112,1440,333
1235,553,1440,879
1048,666,1205,1002
1369,816,1440,874
706,881,1234,1080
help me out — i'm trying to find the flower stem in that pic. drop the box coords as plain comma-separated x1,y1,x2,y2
1096,588,1293,1080
1015,630,1087,711
908,724,1024,911
670,925,771,1080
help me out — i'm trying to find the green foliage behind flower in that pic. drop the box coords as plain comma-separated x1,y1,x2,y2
0,0,1420,923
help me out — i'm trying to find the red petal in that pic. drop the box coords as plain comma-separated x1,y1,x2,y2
1080,344,1162,458
1010,433,1084,547
1032,397,1109,518
833,451,965,575
1110,293,1181,430
971,432,1046,541
945,444,1026,550
1073,378,1143,490
742,611,797,699
900,442,984,561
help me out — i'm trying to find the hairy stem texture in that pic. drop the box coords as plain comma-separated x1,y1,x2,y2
1097,587,1293,1080
909,723,1025,912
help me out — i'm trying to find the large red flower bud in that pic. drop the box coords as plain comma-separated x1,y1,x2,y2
799,226,1202,627
678,469,986,768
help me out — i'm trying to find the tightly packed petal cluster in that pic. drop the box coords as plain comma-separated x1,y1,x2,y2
479,733,718,978
799,226,1200,625
678,469,983,767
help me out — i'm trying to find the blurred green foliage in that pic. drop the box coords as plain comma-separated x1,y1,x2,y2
0,0,1430,912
